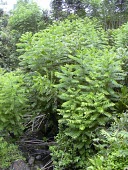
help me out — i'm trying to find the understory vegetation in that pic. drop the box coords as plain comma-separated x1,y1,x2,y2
0,0,128,169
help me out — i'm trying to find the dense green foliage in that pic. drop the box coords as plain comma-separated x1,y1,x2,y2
0,11,17,70
0,0,128,169
16,18,108,137
0,69,28,135
9,1,47,35
17,18,107,73
0,0,51,71
87,113,128,170
50,48,125,169
0,137,25,168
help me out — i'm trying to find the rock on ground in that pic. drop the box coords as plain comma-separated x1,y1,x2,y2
9,160,30,170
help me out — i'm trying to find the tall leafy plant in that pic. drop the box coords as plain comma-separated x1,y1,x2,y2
0,137,25,169
16,18,108,133
112,22,128,111
9,1,43,35
87,112,128,170
51,48,125,169
22,71,58,135
113,22,128,48
17,18,108,74
0,69,28,135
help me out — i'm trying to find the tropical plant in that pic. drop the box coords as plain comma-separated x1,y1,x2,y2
113,22,128,48
17,18,107,74
50,47,125,169
0,69,28,135
8,1,43,35
0,8,127,169
112,23,128,86
87,112,128,170
16,18,107,134
0,137,25,168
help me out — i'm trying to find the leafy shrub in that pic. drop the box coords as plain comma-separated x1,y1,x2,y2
0,13,19,70
9,1,43,34
23,71,58,133
112,22,128,83
112,22,128,110
87,112,128,170
116,86,128,113
0,69,28,135
16,18,127,169
113,22,128,49
17,18,108,74
0,137,25,169
50,47,125,169
16,18,108,133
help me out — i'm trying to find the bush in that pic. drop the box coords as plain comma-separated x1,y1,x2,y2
16,18,108,133
87,112,128,170
9,1,43,34
17,18,108,74
113,22,128,49
0,137,25,169
0,69,28,135
112,22,128,110
50,47,125,169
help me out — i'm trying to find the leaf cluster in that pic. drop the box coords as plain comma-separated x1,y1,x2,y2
0,69,28,135
87,113,128,170
51,47,125,169
9,1,43,34
0,137,25,169
15,17,128,169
